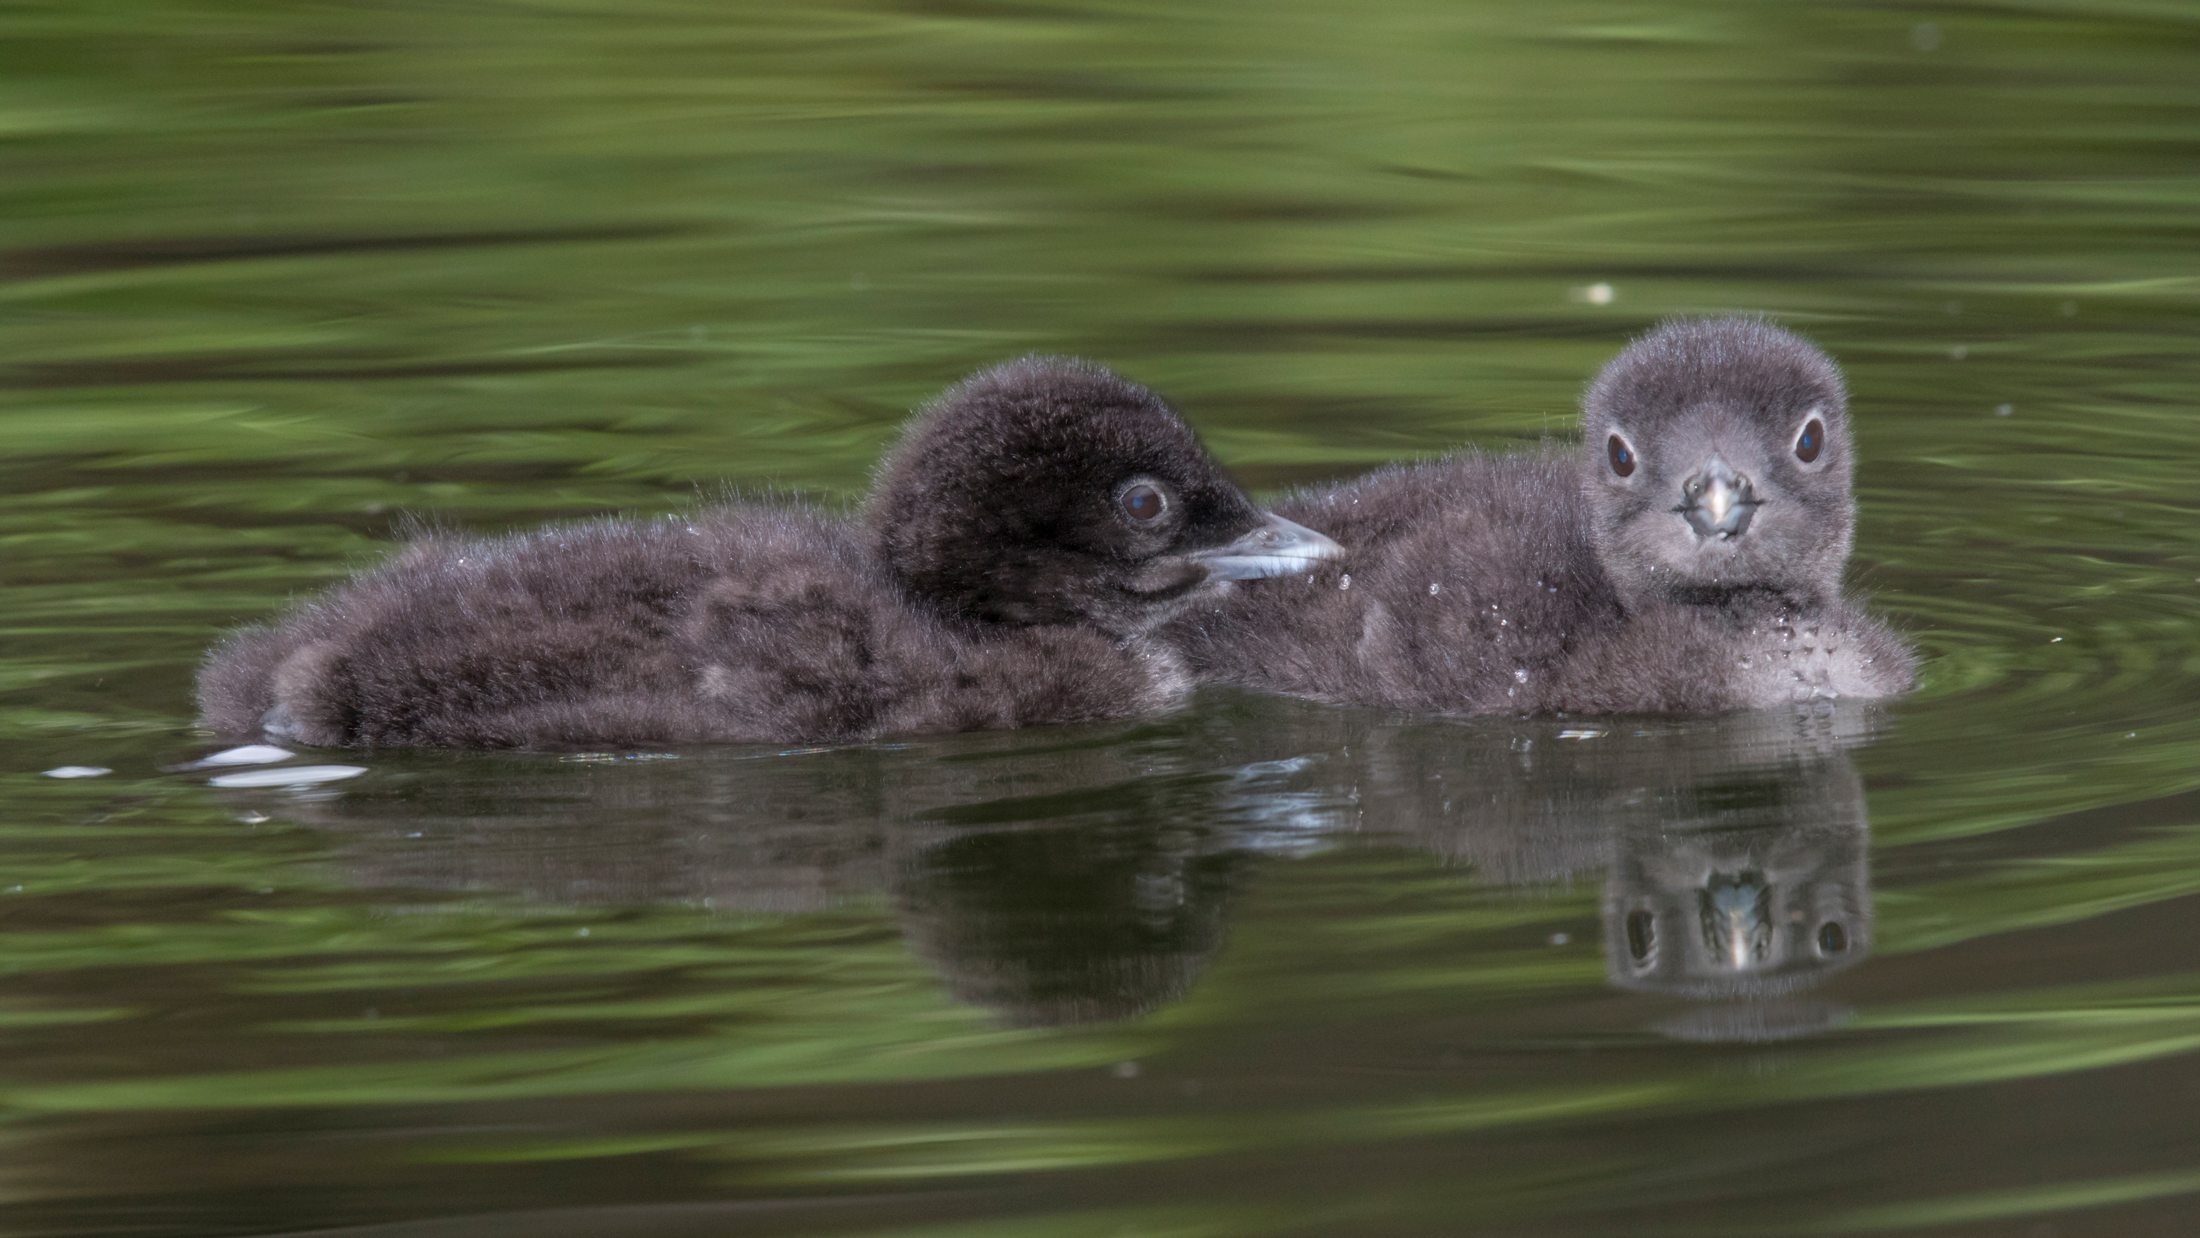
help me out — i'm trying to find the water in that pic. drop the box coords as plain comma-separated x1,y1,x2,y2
5,1,2198,1233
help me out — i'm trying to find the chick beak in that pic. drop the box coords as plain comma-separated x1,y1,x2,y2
1192,513,1343,580
1680,455,1758,540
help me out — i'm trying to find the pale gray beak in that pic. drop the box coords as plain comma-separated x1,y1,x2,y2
1680,454,1759,540
1193,513,1343,580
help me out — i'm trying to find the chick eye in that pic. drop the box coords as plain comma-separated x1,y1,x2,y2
1119,482,1167,522
1795,417,1825,464
1625,909,1656,965
1607,434,1636,478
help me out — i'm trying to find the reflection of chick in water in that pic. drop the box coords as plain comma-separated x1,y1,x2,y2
1282,702,1878,1026
897,823,1248,1028
1600,741,1870,1002
274,729,1254,1028
290,749,912,913
262,697,1878,1033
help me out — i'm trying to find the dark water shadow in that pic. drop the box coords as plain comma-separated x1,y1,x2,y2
253,694,1884,1039
2,350,686,391
1207,700,1879,1040
1,224,694,282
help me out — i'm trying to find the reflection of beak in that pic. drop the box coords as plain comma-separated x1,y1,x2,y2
1699,873,1773,969
1193,513,1344,580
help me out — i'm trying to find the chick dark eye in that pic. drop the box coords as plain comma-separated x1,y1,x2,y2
1607,434,1635,478
1625,909,1655,964
1795,418,1824,464
1817,921,1848,954
1120,483,1167,522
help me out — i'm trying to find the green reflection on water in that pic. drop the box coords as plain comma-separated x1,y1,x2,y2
3,0,2200,1234
1816,1169,2200,1233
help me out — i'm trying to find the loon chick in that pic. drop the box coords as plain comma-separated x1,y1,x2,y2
1166,318,1916,714
196,358,1340,749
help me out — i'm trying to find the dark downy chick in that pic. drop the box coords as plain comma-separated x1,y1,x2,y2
1166,319,1914,714
196,358,1339,749
867,357,1329,638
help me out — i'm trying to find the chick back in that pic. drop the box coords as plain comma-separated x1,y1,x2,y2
1165,449,1626,714
196,508,1181,749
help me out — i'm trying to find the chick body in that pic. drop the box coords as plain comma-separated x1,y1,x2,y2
198,358,1336,748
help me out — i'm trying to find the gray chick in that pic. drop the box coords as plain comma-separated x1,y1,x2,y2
1166,318,1916,714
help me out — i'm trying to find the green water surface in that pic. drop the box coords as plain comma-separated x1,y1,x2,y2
4,1,2199,1234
